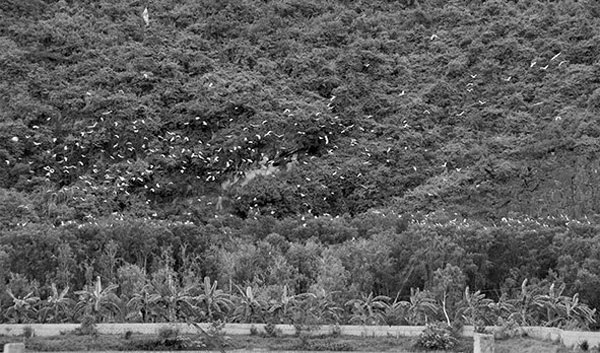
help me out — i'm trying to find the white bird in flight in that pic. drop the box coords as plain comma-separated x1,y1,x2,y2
142,7,149,27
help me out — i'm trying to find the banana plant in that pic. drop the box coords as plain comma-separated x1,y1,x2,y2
381,295,404,326
232,285,267,323
74,276,121,322
345,292,390,325
195,276,233,321
563,293,596,329
267,285,308,323
5,289,39,323
539,283,596,328
126,283,161,322
309,291,343,325
488,293,515,322
457,286,494,330
540,282,569,326
153,276,196,322
38,283,74,323
396,288,439,325
286,291,322,327
509,279,546,326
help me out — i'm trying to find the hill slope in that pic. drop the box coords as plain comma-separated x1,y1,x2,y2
2,0,600,221
2,0,600,326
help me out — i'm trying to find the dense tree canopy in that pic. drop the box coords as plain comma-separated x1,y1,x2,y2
1,0,600,328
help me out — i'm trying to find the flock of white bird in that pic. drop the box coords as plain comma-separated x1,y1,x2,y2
3,8,572,225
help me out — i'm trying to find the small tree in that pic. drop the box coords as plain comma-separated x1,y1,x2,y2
116,263,147,300
53,243,75,289
431,264,466,326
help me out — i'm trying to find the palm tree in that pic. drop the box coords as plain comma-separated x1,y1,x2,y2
38,284,74,323
195,276,233,321
5,289,39,323
74,276,121,322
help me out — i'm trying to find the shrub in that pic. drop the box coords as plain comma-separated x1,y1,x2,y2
580,340,589,351
294,322,321,337
123,330,133,339
264,322,281,337
162,336,194,349
250,325,258,336
158,326,179,340
22,325,35,338
74,314,98,336
133,336,201,351
297,337,355,351
321,341,354,351
415,323,458,350
207,320,225,336
493,317,522,340
200,321,231,351
329,323,341,337
153,325,204,351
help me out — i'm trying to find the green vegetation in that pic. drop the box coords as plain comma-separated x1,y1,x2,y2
416,323,458,350
0,330,475,352
1,0,600,333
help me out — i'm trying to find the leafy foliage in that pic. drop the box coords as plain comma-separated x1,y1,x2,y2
415,323,458,350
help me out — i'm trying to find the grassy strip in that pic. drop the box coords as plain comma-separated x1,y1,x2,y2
0,332,474,352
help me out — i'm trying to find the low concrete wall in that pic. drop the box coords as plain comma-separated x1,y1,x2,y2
464,325,599,349
0,322,597,348
338,325,425,337
0,323,427,338
522,326,600,349
473,333,494,353
3,343,24,353
0,324,79,337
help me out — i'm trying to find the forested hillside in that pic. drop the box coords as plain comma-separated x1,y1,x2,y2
2,0,600,329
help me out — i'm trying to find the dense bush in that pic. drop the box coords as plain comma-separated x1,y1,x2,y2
415,323,458,350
